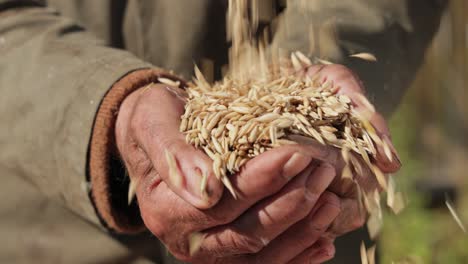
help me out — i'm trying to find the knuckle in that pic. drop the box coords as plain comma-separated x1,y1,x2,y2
232,233,265,254
309,245,335,261
298,189,318,210
143,213,166,239
320,192,341,208
349,215,366,230
146,223,192,261
321,163,336,176
293,188,317,211
159,134,183,154
306,182,324,199
313,147,338,169
259,173,283,191
209,210,236,226
124,146,152,176
294,231,318,251
159,136,175,152
283,188,318,218
308,222,329,234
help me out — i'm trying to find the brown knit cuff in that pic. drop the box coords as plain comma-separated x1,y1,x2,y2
89,68,185,233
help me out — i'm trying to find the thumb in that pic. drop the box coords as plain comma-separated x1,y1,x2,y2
134,84,224,209
160,138,224,209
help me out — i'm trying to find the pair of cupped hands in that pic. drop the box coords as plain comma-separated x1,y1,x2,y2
115,64,401,264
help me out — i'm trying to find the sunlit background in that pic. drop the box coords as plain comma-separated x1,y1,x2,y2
381,1,468,263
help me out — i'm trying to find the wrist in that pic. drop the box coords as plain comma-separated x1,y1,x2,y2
89,68,185,233
115,84,146,155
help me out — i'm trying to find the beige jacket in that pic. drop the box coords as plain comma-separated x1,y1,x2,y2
0,0,446,263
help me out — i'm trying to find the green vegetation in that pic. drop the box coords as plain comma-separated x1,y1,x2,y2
380,79,468,263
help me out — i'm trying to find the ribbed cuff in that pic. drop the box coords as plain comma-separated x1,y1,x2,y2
89,68,185,233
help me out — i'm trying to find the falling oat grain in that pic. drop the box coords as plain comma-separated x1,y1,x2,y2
350,53,378,62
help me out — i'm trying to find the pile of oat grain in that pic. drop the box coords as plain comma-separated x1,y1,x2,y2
161,2,406,257
178,52,391,202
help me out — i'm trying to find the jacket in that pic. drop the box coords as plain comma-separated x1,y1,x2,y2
0,0,446,263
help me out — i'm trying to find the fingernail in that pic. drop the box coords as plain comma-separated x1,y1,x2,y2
185,165,223,209
185,167,202,196
383,135,401,166
282,152,312,180
182,165,210,204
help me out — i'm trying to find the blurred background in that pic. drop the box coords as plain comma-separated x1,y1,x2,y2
380,0,468,263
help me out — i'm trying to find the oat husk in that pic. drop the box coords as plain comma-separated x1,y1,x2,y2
180,51,405,240
182,53,382,186
177,0,403,235
167,1,403,255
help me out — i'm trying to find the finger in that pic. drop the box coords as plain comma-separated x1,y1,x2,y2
139,146,315,245
308,64,401,173
328,198,366,236
287,237,336,264
287,135,383,194
255,191,341,263
199,163,336,256
131,84,223,209
374,126,402,173
138,128,339,258
203,144,322,225
342,96,401,173
287,135,340,167
308,64,364,95
198,166,315,256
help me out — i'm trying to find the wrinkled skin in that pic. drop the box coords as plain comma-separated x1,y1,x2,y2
115,64,401,263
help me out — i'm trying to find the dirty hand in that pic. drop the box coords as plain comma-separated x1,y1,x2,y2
299,64,402,237
116,83,342,263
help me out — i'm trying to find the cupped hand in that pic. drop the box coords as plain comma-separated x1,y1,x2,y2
300,64,402,237
116,83,342,263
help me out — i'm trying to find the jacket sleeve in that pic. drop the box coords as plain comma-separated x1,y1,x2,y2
272,0,447,116
0,4,180,233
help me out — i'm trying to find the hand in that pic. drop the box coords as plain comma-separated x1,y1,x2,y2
300,64,402,237
116,83,342,263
